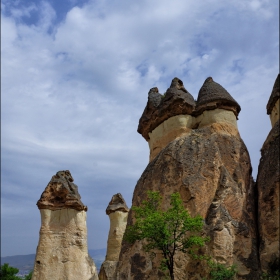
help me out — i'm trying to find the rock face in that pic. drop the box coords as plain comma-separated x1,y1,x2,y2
139,77,240,161
36,170,87,211
256,74,280,272
117,78,259,279
99,194,129,280
32,170,98,280
267,74,280,127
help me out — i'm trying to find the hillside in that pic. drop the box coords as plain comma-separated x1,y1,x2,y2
1,248,106,276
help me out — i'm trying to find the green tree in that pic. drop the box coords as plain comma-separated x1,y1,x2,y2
124,191,209,280
208,261,237,280
0,263,20,280
23,271,33,280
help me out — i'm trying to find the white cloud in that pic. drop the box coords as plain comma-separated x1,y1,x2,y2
1,0,279,256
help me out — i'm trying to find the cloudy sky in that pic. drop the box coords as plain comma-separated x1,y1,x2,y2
1,0,279,257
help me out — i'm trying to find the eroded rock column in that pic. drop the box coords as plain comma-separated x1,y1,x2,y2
32,170,99,280
256,74,280,272
117,77,259,279
99,193,129,280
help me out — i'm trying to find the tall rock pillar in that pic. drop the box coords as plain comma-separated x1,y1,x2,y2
256,74,280,272
32,170,99,280
117,77,259,279
99,193,129,280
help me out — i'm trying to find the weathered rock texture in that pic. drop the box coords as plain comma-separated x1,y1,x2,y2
195,77,241,117
256,74,280,272
267,74,280,127
37,170,87,211
138,78,195,142
99,194,129,280
117,78,259,279
139,77,239,161
32,170,98,280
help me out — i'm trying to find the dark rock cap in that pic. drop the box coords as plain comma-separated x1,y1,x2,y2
138,77,195,140
148,87,162,108
106,193,129,215
37,170,87,211
266,74,280,115
196,77,241,117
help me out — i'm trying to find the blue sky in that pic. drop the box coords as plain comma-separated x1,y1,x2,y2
1,0,279,257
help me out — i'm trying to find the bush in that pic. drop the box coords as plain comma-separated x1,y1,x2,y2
0,263,20,280
208,261,237,280
124,191,209,280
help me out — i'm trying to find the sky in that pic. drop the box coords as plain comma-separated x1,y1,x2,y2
1,0,279,257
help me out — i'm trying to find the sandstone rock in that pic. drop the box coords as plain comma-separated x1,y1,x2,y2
138,77,195,141
99,194,129,280
140,77,240,161
267,74,280,115
32,171,98,280
257,74,280,272
117,78,259,279
106,193,129,215
37,170,87,211
99,261,119,280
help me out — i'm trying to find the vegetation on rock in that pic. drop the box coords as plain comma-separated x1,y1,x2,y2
207,260,237,280
124,191,209,280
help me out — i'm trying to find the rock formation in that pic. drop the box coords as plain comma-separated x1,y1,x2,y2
256,74,280,272
117,77,259,279
99,194,129,280
32,170,99,280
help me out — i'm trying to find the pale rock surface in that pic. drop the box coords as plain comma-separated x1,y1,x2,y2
32,171,98,280
148,115,193,161
195,108,237,129
148,109,237,161
117,77,259,279
99,194,129,280
118,123,259,279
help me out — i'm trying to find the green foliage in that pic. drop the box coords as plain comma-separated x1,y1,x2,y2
208,261,237,280
0,263,32,280
0,263,20,280
124,191,208,280
261,258,280,280
23,271,33,280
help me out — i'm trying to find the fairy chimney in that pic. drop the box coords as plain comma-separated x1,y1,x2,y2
117,77,259,279
256,74,280,272
138,77,195,161
267,74,280,127
99,193,129,280
32,170,99,280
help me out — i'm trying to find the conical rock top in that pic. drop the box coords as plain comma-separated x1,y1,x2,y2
196,77,241,116
37,170,87,211
148,87,162,108
106,193,129,215
267,74,280,114
138,77,195,140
